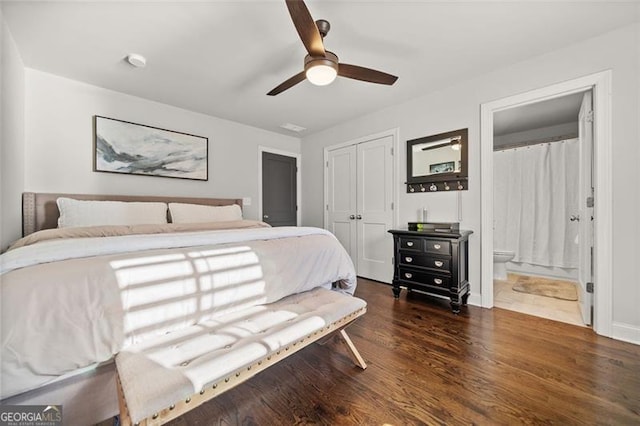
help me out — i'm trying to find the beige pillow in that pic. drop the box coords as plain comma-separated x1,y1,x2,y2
168,203,242,224
57,198,168,228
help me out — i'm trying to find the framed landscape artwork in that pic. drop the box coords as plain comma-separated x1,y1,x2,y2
94,116,208,181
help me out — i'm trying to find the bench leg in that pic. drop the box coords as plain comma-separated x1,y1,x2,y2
339,330,367,370
116,373,133,426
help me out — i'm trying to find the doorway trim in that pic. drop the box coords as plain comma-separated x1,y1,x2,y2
322,128,400,230
258,146,301,226
480,70,613,337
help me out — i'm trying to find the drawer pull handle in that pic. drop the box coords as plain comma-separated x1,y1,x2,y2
433,244,441,250
404,273,413,279
407,241,414,247
405,257,413,263
434,278,443,285
434,261,444,267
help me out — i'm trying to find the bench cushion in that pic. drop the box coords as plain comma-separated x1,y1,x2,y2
116,287,366,423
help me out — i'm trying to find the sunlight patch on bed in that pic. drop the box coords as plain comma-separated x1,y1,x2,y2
115,246,268,338
113,259,195,286
110,253,188,268
121,278,198,309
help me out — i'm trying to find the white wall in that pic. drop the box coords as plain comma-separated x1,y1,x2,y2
0,10,26,251
301,24,640,335
24,69,300,223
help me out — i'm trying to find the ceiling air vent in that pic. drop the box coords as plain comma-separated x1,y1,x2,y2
280,123,306,133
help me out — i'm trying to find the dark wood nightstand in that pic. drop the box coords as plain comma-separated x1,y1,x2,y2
388,228,473,313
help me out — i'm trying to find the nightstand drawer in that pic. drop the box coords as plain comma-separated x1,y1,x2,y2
399,237,423,251
398,268,451,289
425,239,451,255
398,253,451,273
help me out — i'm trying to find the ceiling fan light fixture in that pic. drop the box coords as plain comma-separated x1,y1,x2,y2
451,136,462,150
304,53,339,86
306,64,337,86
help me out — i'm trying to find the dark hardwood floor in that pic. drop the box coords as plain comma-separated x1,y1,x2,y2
166,278,640,425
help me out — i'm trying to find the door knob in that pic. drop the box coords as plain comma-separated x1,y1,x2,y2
356,215,362,220
570,215,580,222
263,215,269,219
349,215,355,220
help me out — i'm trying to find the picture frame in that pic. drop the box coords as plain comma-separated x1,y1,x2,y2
94,115,208,181
429,161,455,174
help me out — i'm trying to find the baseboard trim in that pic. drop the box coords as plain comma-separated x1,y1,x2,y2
468,292,482,307
612,322,640,346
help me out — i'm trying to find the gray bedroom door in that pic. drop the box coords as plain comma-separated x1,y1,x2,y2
262,151,297,226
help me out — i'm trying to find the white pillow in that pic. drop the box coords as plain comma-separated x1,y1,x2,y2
57,198,168,228
168,203,242,224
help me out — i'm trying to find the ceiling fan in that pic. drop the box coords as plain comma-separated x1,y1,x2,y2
267,0,398,96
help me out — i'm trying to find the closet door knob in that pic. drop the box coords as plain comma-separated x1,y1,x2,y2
356,215,362,220
349,215,356,220
570,215,580,222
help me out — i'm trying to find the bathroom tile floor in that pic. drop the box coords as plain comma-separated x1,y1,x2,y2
493,274,586,327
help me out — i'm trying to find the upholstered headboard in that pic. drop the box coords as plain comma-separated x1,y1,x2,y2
22,192,243,236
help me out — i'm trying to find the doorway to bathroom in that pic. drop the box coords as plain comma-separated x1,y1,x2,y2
479,71,613,337
491,91,590,327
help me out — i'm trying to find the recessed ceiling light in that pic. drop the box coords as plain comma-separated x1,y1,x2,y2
126,54,146,68
280,123,306,133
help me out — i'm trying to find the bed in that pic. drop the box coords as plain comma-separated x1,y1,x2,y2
1,192,358,425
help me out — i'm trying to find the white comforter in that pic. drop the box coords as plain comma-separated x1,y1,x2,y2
0,226,356,399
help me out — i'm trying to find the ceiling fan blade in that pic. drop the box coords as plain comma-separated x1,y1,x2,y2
267,71,307,96
285,0,325,57
338,63,398,85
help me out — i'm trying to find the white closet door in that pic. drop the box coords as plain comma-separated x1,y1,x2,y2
356,135,394,282
327,145,357,260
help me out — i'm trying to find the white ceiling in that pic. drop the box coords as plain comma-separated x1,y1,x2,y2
2,1,637,137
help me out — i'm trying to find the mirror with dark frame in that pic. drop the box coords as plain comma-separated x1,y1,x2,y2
406,128,468,192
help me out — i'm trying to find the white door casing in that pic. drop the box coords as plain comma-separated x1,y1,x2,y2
577,90,594,325
480,71,612,337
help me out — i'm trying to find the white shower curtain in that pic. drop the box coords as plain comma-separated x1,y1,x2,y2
494,139,579,268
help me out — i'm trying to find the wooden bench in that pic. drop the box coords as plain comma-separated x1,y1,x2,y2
115,287,367,425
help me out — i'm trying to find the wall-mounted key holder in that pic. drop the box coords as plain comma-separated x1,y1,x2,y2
405,128,468,193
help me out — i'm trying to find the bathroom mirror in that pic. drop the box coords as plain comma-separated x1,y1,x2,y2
406,128,468,192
